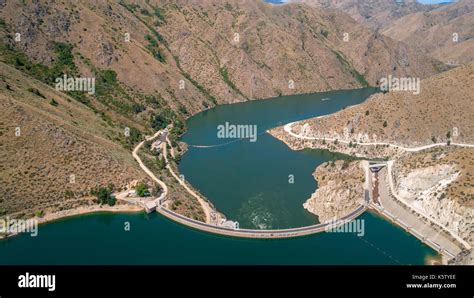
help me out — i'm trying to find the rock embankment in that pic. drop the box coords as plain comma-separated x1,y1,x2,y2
303,160,365,223
392,148,474,246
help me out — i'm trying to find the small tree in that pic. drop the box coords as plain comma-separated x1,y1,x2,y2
94,187,116,206
135,182,149,197
383,121,387,128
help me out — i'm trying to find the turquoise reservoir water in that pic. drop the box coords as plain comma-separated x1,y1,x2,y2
179,88,376,228
0,89,437,264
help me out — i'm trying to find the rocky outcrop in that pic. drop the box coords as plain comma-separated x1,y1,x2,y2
392,149,474,245
303,160,365,223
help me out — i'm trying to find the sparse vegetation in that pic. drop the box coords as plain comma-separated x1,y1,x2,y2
27,87,45,98
174,55,216,105
153,7,166,25
145,34,165,63
92,186,116,206
219,66,245,98
49,98,59,106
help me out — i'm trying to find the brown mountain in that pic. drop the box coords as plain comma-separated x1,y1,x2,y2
0,0,443,109
382,0,474,64
288,0,435,30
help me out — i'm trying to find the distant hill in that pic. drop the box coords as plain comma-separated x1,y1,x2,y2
382,0,474,64
288,0,435,29
289,0,473,64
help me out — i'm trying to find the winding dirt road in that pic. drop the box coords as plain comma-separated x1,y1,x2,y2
284,122,474,152
132,131,168,197
162,135,213,224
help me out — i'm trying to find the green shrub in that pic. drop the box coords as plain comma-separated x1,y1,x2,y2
92,186,116,206
135,182,150,197
145,34,165,62
27,87,45,98
49,98,59,106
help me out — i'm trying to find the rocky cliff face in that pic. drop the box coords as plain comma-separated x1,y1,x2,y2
303,160,365,223
392,148,474,245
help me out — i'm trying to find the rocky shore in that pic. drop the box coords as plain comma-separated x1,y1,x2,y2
303,160,365,223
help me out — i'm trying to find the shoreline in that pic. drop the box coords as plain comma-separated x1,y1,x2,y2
1,203,142,240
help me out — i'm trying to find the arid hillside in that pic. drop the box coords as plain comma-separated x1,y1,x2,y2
154,0,442,102
0,0,443,108
289,0,474,65
271,62,474,150
288,0,435,30
0,62,147,218
382,0,474,65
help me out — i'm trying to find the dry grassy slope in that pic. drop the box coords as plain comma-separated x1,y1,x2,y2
157,0,442,102
1,0,442,108
382,0,474,64
288,0,435,30
0,0,211,119
0,62,147,217
278,62,474,147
